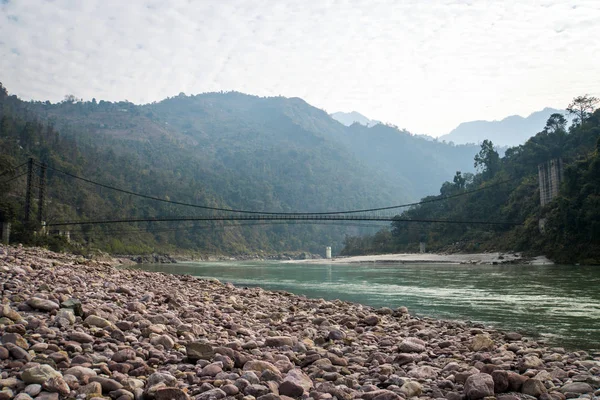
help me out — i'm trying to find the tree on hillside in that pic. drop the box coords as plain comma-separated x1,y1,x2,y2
567,95,599,126
439,171,468,195
544,113,567,133
474,140,500,178
453,171,466,189
62,94,84,104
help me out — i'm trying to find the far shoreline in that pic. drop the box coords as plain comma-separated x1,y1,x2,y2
284,251,554,265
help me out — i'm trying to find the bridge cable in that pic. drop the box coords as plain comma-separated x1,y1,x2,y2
80,221,390,235
0,161,29,179
36,160,516,215
0,171,28,185
47,215,523,227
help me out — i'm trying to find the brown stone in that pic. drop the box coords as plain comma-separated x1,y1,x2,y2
154,388,190,400
522,378,547,397
491,370,509,393
90,377,123,393
464,373,494,400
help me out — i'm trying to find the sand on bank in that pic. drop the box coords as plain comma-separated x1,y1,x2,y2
286,252,553,265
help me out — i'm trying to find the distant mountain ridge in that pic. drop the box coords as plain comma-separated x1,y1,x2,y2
439,107,569,146
331,111,380,127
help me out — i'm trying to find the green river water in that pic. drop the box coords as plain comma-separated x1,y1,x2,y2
131,261,600,352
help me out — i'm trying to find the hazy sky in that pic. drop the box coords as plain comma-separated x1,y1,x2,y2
1,0,599,135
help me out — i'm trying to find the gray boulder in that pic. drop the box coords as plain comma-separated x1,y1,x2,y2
464,373,494,399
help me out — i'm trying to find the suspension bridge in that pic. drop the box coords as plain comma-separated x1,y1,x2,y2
0,158,522,242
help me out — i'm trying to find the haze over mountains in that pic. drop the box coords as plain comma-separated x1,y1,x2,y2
439,107,570,147
333,107,571,147
330,111,381,127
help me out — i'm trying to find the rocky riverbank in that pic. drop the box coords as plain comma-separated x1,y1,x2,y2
126,255,179,265
1,245,598,400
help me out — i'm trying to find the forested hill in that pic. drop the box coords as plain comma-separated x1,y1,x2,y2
1,83,478,255
341,101,600,264
140,93,479,200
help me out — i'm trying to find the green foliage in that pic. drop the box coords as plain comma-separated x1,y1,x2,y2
474,140,500,179
0,83,480,255
567,95,599,126
343,104,600,264
340,228,395,256
453,171,466,190
544,113,567,134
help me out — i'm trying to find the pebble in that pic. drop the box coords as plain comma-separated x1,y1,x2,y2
35,392,58,400
561,383,595,394
89,376,123,392
196,388,226,400
471,334,495,351
464,373,495,399
0,244,598,400
84,315,112,328
264,336,294,347
0,390,13,400
186,342,214,362
398,337,426,353
68,331,95,343
21,365,62,384
23,385,41,397
154,387,189,400
25,298,59,312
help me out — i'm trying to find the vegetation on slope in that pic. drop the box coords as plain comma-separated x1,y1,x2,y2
0,83,478,255
341,97,600,264
35,91,480,202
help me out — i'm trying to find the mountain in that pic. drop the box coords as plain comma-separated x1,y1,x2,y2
440,107,569,147
332,123,478,199
34,91,479,202
341,104,600,264
0,83,481,255
331,111,380,127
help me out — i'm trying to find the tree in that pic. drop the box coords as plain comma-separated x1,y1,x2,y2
474,140,500,178
544,113,567,133
63,94,77,104
440,181,455,196
453,171,466,189
372,229,393,252
567,95,599,126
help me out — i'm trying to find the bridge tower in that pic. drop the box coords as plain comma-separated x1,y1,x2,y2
538,158,563,206
23,158,34,223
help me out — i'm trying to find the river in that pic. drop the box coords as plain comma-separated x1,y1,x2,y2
131,261,600,351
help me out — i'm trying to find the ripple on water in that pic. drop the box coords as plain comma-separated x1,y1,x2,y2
133,261,600,351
